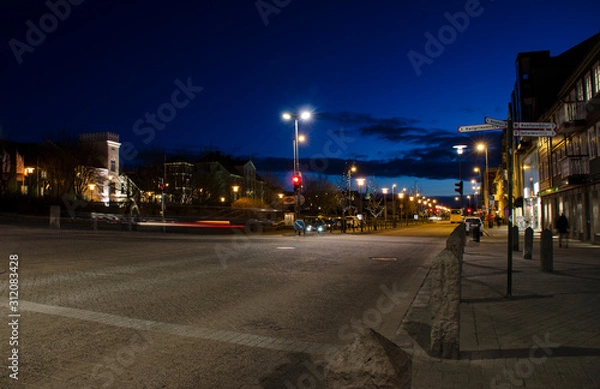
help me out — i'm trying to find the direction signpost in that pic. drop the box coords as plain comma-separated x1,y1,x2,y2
514,129,557,137
457,124,501,132
485,116,508,128
513,121,556,130
458,115,558,297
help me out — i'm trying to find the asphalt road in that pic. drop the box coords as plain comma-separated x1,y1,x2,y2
0,222,454,388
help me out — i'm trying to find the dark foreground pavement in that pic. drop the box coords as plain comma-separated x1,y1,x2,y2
396,226,600,388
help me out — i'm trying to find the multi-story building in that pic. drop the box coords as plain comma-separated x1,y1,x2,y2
508,33,600,243
79,132,138,205
161,154,265,206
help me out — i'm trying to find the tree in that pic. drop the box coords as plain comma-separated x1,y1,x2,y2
39,132,103,200
365,176,384,219
302,174,339,215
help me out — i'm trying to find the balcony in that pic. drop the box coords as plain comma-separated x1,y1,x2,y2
559,155,589,185
586,95,600,116
556,102,587,134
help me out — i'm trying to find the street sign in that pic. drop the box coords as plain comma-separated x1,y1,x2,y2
513,121,557,130
514,129,557,137
485,117,508,127
457,124,501,132
293,219,305,232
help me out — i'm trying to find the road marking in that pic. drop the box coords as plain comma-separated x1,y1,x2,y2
21,300,337,355
371,257,398,261
276,247,296,250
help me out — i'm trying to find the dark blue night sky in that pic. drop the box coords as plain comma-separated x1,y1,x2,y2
1,0,599,196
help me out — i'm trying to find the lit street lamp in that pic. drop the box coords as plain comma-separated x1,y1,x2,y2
282,111,311,222
453,145,467,211
382,187,389,222
477,143,490,217
392,184,396,227
356,177,365,232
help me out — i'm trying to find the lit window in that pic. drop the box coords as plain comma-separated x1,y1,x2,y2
594,61,600,94
584,72,593,101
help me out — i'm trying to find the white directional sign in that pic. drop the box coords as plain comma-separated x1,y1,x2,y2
485,117,508,128
513,121,557,130
514,129,557,137
457,124,501,132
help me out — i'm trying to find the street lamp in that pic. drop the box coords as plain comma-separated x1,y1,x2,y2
392,184,397,227
231,185,239,203
282,110,311,222
453,145,467,211
398,192,405,226
477,143,490,217
382,187,389,222
356,178,365,232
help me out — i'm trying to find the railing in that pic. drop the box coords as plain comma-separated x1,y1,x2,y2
556,101,587,125
559,155,589,177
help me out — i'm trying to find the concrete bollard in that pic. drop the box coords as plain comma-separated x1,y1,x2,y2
540,228,553,272
511,225,519,251
49,205,60,229
523,227,533,259
430,249,461,359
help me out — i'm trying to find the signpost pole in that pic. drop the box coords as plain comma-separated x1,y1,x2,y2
506,106,514,298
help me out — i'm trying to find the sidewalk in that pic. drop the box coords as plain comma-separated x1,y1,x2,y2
395,226,600,389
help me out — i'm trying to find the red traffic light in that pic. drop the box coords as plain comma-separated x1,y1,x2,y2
292,174,302,190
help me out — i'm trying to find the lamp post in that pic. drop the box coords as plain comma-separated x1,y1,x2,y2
282,111,311,222
231,185,239,203
398,192,404,227
477,143,490,217
453,145,467,212
392,184,397,227
356,178,365,232
382,188,389,223
278,193,284,214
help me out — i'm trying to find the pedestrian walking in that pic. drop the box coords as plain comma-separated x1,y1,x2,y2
556,213,569,248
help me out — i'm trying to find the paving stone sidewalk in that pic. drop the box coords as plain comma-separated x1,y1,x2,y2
395,226,600,389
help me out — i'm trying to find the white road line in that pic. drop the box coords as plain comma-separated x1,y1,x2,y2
21,300,337,355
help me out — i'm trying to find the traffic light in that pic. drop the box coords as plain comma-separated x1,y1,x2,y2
292,174,302,191
454,181,463,196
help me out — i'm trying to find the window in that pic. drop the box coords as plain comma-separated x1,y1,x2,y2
576,80,584,101
110,159,116,172
589,126,598,159
594,61,600,94
584,72,593,101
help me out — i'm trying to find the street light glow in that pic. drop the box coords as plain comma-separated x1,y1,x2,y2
300,111,311,120
453,144,467,155
282,112,292,120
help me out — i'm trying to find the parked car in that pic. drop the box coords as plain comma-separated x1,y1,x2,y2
464,216,483,235
345,216,360,228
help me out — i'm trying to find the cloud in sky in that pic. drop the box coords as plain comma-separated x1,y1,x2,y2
255,111,488,182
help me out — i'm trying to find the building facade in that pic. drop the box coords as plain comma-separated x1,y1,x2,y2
509,33,600,243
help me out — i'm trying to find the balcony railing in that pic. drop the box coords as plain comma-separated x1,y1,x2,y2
556,101,587,125
559,155,589,177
